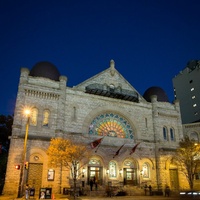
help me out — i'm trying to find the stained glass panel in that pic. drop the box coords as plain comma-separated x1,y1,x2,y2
89,113,134,139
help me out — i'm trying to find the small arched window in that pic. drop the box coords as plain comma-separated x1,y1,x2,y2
190,132,199,142
42,110,50,127
163,126,168,141
30,108,38,126
170,128,175,141
108,161,117,178
142,162,150,178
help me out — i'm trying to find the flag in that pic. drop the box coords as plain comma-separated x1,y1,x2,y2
90,137,104,149
130,142,140,155
113,143,125,158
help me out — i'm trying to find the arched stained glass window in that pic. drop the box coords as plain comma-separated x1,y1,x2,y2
42,110,50,126
124,160,134,168
142,163,150,178
30,108,38,126
109,161,117,178
89,159,101,165
89,113,134,139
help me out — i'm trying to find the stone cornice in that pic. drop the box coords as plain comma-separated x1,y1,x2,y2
25,89,60,100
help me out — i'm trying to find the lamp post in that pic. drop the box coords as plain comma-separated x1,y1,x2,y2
18,109,31,197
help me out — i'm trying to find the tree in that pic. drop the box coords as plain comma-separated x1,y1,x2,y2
0,115,13,193
46,138,90,199
173,136,200,190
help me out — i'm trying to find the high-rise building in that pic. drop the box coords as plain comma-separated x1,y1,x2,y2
173,60,200,124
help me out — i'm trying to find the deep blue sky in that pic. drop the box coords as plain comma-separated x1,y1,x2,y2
1,0,200,115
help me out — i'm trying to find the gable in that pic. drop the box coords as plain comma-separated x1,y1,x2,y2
73,60,144,102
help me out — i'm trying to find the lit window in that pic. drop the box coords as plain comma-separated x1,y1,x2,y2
109,161,117,178
89,113,134,139
42,110,50,126
191,88,194,91
170,128,175,141
192,96,196,99
142,163,150,178
193,104,197,107
30,108,38,126
163,127,168,141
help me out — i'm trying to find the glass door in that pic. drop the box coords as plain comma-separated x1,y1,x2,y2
123,168,137,185
88,167,102,185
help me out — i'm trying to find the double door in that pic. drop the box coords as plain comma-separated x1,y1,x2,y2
88,166,103,185
123,168,138,185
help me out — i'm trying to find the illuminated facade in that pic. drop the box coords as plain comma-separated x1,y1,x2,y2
4,60,189,196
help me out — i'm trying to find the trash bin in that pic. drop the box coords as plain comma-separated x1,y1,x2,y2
30,188,35,197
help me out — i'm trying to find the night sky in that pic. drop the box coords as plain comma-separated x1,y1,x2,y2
1,0,200,115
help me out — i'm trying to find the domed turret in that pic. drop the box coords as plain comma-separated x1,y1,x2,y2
30,61,60,81
143,86,169,102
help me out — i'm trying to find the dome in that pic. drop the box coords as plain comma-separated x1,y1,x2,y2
143,86,169,102
30,61,60,81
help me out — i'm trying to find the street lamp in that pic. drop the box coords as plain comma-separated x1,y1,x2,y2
18,109,31,197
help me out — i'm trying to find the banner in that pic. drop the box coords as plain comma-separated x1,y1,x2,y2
130,142,141,155
113,143,125,158
90,137,104,149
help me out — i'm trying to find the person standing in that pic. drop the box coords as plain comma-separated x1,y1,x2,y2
165,185,170,197
148,185,152,196
25,184,29,200
144,184,148,195
89,179,94,191
95,179,98,191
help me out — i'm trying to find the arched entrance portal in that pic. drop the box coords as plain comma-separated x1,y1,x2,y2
88,158,103,185
123,159,138,186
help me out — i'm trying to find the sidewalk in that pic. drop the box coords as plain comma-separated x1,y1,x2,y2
0,194,180,200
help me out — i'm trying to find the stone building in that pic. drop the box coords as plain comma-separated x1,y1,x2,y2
4,60,187,196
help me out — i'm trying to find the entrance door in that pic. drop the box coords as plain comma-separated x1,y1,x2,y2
123,168,137,185
169,169,179,190
88,167,102,185
27,163,43,194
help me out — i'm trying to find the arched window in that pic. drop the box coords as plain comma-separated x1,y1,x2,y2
142,162,150,178
30,108,38,126
42,110,50,127
190,132,199,142
89,113,134,139
163,126,168,141
170,128,175,141
108,161,117,178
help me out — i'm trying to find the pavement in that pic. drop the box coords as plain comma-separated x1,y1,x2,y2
0,194,181,200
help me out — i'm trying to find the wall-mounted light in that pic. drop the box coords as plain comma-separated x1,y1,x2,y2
140,170,144,176
82,167,86,178
106,169,110,174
